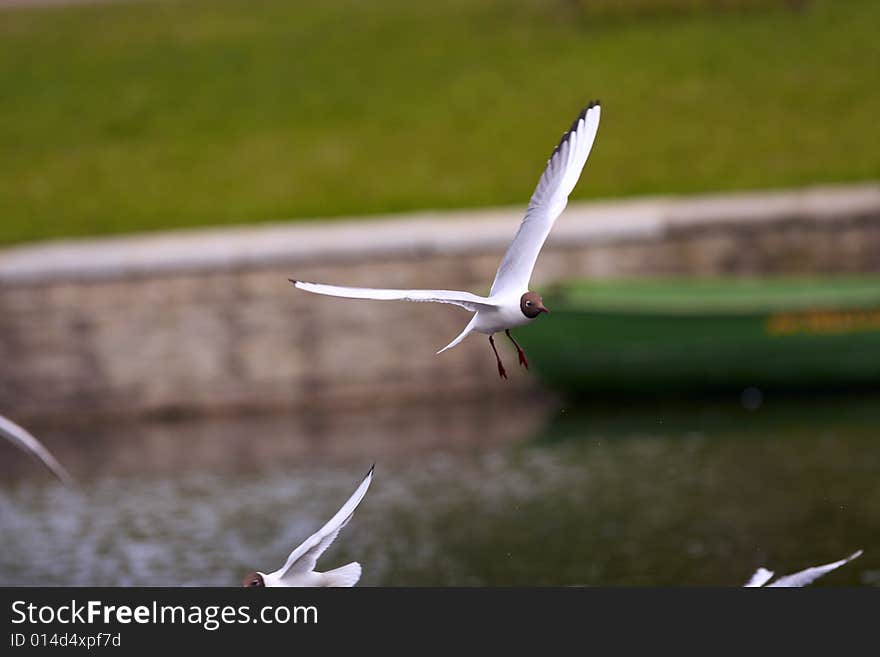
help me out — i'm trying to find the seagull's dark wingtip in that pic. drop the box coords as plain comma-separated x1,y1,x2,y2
550,100,602,159
577,100,600,124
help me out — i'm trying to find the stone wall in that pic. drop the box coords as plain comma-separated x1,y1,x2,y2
1,184,878,422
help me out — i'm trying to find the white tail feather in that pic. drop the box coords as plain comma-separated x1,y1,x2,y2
323,562,362,587
436,314,478,354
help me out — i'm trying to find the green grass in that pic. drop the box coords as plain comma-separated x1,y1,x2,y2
1,0,878,245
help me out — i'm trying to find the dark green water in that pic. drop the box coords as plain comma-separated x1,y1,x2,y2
1,392,877,586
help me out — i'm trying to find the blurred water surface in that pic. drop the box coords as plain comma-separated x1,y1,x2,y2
1,392,877,586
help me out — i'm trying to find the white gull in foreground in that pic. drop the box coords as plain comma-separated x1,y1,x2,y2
291,101,601,378
744,550,863,587
0,413,72,484
242,465,373,587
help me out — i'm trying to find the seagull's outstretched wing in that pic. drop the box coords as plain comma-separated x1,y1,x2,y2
490,101,601,297
0,414,72,484
765,550,863,588
274,465,374,581
290,280,497,313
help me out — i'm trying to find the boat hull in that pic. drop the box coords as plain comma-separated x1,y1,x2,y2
523,280,880,395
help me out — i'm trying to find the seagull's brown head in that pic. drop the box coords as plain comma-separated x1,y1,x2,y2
242,571,265,588
520,291,549,319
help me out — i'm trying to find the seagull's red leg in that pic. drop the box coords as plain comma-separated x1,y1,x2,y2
489,335,507,379
505,329,529,369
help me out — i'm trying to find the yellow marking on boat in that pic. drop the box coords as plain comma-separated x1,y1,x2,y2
767,309,880,335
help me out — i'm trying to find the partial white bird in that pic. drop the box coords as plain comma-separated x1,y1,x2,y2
743,550,863,587
242,465,373,587
290,101,601,378
0,413,72,484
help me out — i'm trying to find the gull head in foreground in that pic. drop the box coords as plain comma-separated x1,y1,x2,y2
242,465,373,587
743,549,863,587
0,413,72,484
290,101,600,379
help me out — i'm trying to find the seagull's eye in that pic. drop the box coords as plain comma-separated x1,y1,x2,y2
526,301,532,306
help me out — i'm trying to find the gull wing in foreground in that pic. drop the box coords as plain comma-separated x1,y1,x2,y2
274,465,374,581
291,280,497,313
765,550,863,588
489,101,601,297
743,568,775,588
0,413,72,484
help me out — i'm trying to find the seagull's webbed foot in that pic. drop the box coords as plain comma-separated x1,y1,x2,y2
489,335,508,380
505,329,529,370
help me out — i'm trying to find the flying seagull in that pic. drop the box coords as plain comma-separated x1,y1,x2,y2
242,465,374,587
290,101,601,378
0,413,72,484
743,550,863,587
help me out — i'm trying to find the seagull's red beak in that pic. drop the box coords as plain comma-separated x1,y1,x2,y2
537,303,550,314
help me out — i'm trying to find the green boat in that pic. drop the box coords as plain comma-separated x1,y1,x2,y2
522,277,880,396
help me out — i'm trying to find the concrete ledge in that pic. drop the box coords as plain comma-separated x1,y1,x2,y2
1,182,879,422
3,183,878,285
